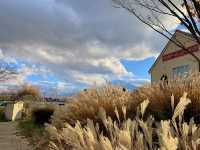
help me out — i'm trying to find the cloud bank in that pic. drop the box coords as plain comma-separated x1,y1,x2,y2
0,0,167,94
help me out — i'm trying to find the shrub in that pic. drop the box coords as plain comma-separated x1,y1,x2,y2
18,103,56,148
32,108,54,125
51,85,130,128
15,85,41,101
45,93,200,150
0,108,7,122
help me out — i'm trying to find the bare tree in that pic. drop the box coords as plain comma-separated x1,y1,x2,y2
0,61,17,82
112,0,200,70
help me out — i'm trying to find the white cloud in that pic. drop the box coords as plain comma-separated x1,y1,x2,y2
73,72,107,86
90,57,128,76
0,49,4,59
37,49,66,64
0,65,34,93
0,0,168,93
56,81,75,92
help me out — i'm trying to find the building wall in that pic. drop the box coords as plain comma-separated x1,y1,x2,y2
4,102,14,121
151,31,200,82
4,101,24,121
12,101,24,121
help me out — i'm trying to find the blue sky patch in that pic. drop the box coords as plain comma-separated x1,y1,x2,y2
121,57,156,79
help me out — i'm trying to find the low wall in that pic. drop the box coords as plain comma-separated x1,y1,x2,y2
4,101,24,121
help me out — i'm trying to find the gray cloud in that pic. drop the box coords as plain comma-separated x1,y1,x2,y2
0,0,166,90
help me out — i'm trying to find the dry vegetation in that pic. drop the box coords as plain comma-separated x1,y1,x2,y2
130,73,200,121
51,73,200,130
17,73,200,149
15,85,42,101
51,85,130,128
45,93,200,150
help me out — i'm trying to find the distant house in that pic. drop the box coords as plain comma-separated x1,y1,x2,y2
149,30,200,82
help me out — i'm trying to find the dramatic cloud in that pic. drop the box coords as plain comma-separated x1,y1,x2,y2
0,0,168,93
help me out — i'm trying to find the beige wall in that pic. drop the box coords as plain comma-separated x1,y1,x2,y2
151,31,200,82
4,101,24,121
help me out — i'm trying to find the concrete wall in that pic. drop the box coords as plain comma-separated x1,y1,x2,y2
150,31,200,82
4,101,24,121
4,102,14,121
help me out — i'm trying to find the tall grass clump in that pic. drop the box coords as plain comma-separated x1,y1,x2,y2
51,85,130,128
37,73,200,149
45,93,200,150
129,73,200,121
15,85,41,101
51,73,200,129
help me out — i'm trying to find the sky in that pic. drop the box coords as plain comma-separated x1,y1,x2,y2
0,0,178,96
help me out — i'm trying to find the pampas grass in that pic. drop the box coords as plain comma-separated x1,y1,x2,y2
45,93,200,150
129,72,200,121
51,85,130,128
40,73,200,149
51,73,200,130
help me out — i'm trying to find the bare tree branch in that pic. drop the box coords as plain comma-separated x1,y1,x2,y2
112,0,200,70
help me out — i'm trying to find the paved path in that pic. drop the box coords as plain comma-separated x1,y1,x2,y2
0,122,32,150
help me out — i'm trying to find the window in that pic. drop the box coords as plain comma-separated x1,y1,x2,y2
173,65,189,78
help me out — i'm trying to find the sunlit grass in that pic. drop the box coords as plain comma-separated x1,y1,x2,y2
17,73,200,149
45,93,200,150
